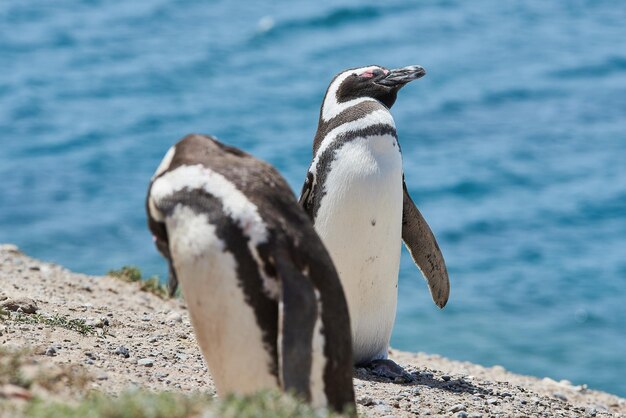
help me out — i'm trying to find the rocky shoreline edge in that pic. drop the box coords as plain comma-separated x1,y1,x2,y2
1,244,624,417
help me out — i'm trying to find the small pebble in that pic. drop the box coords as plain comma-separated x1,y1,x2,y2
85,318,103,328
373,404,391,414
2,297,38,314
593,403,609,412
468,414,483,418
442,374,451,381
138,358,154,367
449,403,466,413
553,392,568,401
487,398,498,405
45,346,56,356
167,312,182,323
114,346,130,358
457,412,468,418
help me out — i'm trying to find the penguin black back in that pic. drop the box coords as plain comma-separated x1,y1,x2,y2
147,134,355,413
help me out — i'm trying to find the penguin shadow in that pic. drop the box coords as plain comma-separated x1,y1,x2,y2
353,367,492,396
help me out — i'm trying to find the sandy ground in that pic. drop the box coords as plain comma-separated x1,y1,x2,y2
1,243,624,417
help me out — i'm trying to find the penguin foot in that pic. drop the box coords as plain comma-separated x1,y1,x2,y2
364,359,415,382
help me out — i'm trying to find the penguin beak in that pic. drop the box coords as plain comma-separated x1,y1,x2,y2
375,65,426,88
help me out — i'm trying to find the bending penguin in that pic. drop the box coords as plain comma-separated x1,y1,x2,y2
147,134,355,413
299,65,450,378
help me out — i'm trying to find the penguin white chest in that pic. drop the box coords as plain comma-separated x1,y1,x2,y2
166,205,278,395
315,134,403,364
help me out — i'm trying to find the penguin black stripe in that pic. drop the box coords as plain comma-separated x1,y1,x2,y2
313,100,384,154
302,123,398,220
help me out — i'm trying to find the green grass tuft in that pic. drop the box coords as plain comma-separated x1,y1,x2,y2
10,313,103,337
2,346,349,418
139,277,168,299
108,266,169,299
218,390,346,417
23,391,211,418
107,266,143,283
0,346,31,389
16,389,348,418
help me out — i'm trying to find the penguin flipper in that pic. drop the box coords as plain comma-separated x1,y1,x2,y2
147,202,179,297
274,252,316,401
401,180,450,308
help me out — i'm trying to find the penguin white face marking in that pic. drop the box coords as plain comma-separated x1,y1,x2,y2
357,68,389,78
151,164,268,245
151,145,176,180
320,64,426,122
321,66,383,121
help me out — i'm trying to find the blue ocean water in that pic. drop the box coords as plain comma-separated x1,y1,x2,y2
1,0,625,396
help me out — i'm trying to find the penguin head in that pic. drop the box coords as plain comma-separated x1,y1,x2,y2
325,65,426,112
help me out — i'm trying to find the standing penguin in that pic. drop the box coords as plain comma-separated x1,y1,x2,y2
147,134,355,413
299,65,450,378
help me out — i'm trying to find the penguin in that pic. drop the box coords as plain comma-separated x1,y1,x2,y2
146,134,355,413
299,65,450,378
